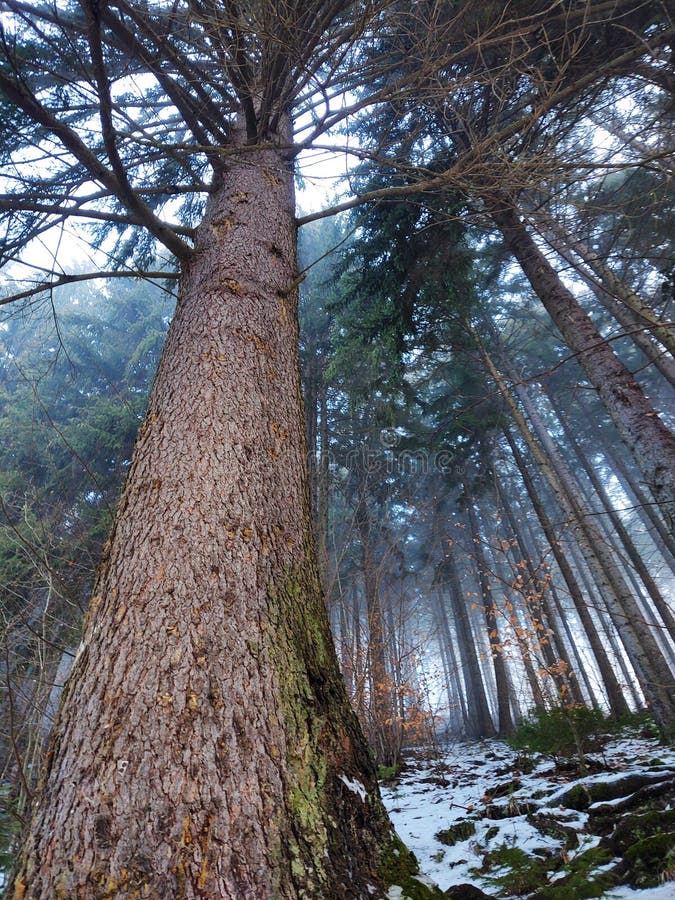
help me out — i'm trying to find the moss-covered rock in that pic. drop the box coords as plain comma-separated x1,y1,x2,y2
606,807,675,855
482,798,538,819
379,832,446,899
473,839,621,899
472,844,554,896
435,822,476,846
532,845,618,899
556,772,672,811
444,884,493,898
622,831,675,888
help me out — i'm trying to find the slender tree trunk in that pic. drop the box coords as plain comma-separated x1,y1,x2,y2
432,589,468,730
317,385,330,596
14,143,395,898
305,353,319,530
547,579,600,708
482,341,674,728
514,500,601,708
486,531,549,710
556,242,675,388
605,446,675,568
512,376,675,725
503,429,631,718
494,478,583,705
489,196,675,530
352,587,367,724
462,479,515,736
567,541,645,712
338,591,355,699
440,544,496,739
356,496,398,768
532,212,675,365
587,113,675,178
546,390,675,644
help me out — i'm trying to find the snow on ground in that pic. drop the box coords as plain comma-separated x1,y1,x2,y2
606,889,675,899
380,733,675,898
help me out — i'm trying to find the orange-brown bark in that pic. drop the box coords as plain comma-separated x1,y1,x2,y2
14,139,394,899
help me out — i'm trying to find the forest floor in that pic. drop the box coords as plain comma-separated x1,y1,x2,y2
380,725,675,899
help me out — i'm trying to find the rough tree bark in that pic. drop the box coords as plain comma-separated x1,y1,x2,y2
488,196,675,531
13,140,398,899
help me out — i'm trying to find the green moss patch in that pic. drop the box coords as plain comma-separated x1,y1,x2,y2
473,840,619,899
435,821,476,846
379,832,445,898
618,806,675,842
621,829,675,888
534,845,618,899
473,844,553,896
378,763,402,784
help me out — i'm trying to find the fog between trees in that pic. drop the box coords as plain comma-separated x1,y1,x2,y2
0,1,673,896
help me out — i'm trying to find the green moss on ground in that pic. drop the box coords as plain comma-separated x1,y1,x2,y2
534,846,618,899
435,822,476,846
622,830,675,888
473,844,552,896
379,832,445,898
472,840,620,899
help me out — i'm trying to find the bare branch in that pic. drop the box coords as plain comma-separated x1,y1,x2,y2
1,270,179,307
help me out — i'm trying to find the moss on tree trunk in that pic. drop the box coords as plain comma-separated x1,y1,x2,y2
12,135,403,899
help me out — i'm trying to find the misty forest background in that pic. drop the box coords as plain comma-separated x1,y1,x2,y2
0,1,674,874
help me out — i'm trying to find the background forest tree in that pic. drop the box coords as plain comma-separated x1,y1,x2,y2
0,0,673,897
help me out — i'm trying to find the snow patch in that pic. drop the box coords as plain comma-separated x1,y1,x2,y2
380,734,675,896
338,774,367,802
607,888,675,899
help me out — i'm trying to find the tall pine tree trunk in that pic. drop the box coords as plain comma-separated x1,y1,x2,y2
440,544,496,739
488,196,675,530
503,429,631,719
14,145,396,898
462,479,514,736
479,339,674,728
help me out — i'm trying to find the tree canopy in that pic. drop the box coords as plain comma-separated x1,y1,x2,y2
0,2,673,897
